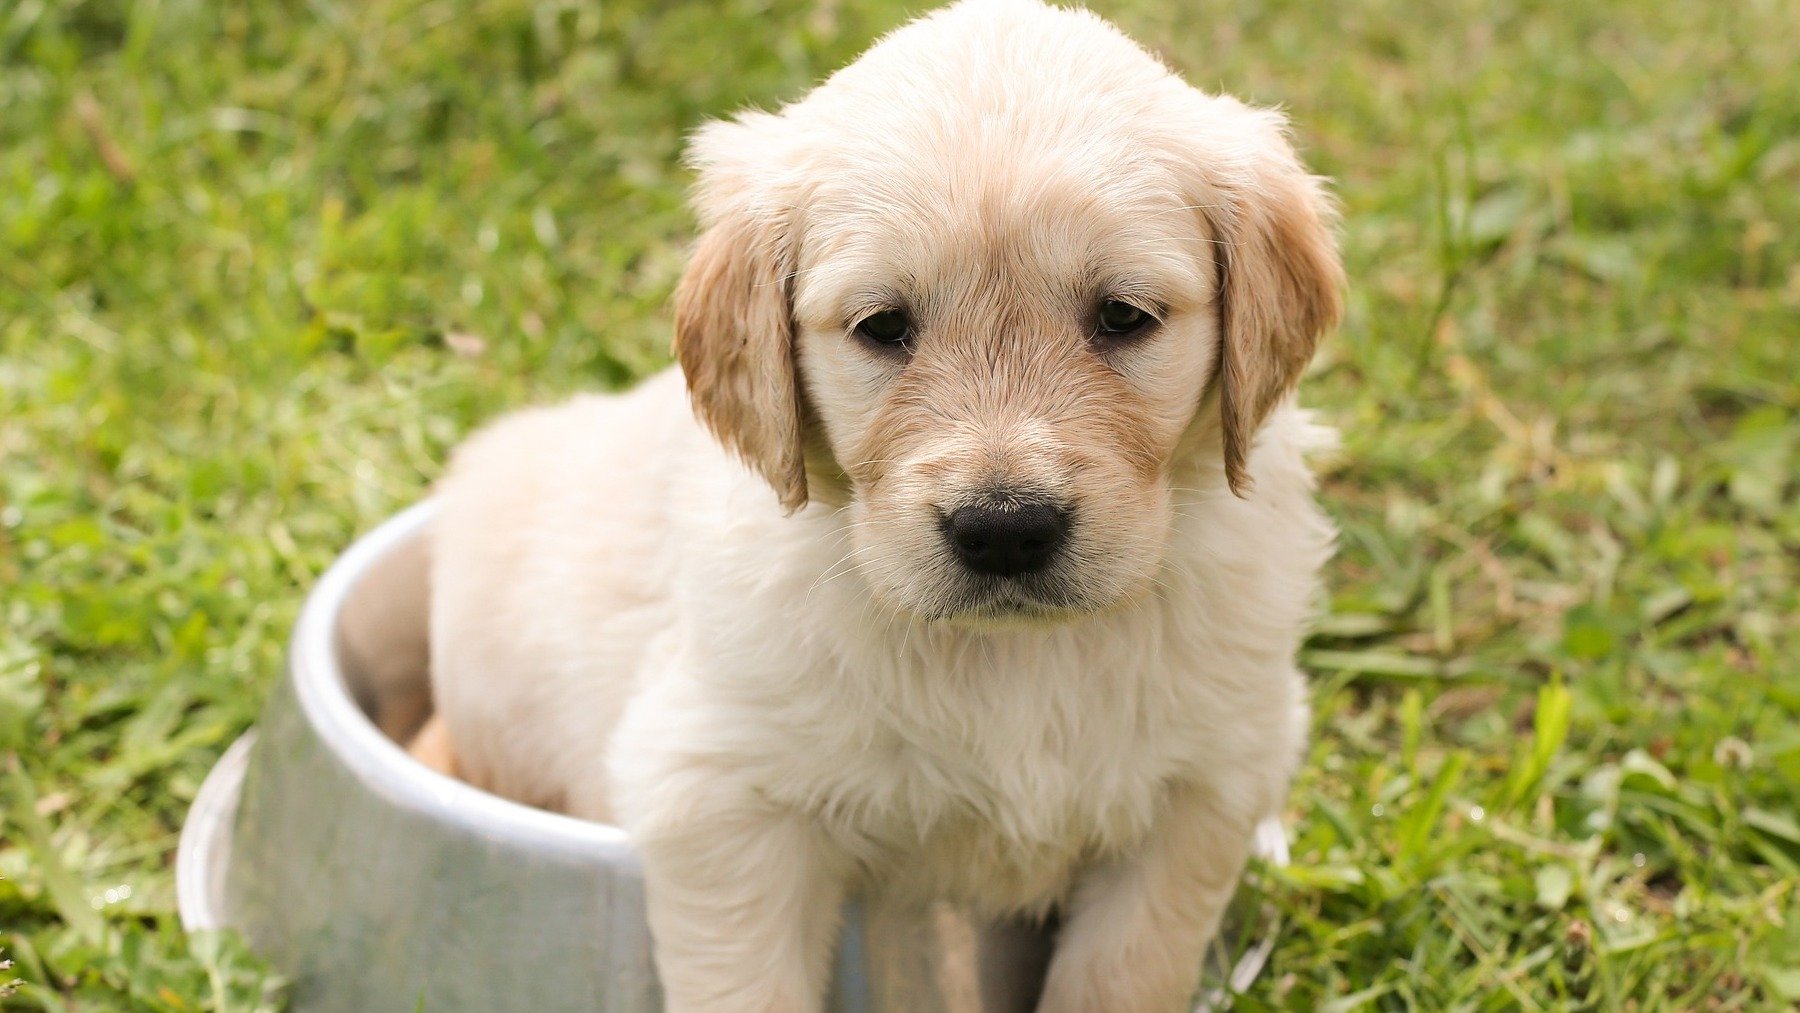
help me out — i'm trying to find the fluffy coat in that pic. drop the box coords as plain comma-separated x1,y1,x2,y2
429,1,1342,1008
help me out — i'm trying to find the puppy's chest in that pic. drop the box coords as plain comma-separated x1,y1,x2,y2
804,684,1181,910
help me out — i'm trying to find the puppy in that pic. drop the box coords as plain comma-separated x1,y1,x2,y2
428,0,1342,1008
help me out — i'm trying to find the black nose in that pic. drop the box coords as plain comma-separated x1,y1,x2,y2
942,501,1071,577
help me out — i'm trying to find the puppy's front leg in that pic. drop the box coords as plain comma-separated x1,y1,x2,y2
1037,785,1257,1013
630,778,848,1013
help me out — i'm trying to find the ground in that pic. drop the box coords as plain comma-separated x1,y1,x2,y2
2,0,1797,1009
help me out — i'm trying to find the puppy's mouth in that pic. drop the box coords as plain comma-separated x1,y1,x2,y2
923,575,1094,625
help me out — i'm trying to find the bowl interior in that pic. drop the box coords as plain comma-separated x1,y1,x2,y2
332,514,435,746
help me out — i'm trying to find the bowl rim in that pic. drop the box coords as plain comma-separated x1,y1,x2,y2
291,499,637,863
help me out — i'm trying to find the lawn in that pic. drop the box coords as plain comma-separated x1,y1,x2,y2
2,0,1797,1008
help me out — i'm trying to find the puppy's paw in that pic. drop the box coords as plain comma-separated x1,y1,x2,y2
1037,958,1199,1013
406,713,460,778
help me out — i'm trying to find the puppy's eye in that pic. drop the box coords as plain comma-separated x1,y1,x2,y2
1095,300,1155,338
855,309,913,348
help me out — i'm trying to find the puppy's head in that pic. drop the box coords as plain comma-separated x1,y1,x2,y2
676,0,1341,624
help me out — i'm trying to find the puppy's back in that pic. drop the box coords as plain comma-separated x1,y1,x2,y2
427,370,695,817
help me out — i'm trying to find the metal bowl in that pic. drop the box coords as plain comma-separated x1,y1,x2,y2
177,502,1285,1010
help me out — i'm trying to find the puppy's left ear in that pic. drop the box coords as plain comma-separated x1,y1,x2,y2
673,115,809,512
1201,100,1345,495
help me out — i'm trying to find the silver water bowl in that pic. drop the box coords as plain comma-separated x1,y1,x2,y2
177,502,1286,1010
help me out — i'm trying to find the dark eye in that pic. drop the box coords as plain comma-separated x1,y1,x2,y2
855,309,913,347
1095,299,1154,338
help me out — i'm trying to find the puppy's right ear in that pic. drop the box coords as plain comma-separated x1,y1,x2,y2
673,116,808,512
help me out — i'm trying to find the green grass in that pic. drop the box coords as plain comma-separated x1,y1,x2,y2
2,0,1797,1008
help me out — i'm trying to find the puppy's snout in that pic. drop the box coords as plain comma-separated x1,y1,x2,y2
941,500,1070,577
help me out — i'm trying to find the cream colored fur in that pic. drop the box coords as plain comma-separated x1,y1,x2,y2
429,1,1342,1009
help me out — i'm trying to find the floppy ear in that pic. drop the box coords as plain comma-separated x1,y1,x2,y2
672,119,808,512
1207,104,1344,495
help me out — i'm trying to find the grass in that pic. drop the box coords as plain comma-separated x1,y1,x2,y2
1,0,1796,1008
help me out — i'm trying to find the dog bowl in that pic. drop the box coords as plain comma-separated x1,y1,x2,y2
177,502,1287,1010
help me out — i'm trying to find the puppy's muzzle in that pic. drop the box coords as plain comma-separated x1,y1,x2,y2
940,497,1071,577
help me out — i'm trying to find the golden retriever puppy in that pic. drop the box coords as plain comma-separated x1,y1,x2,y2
428,0,1342,1008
